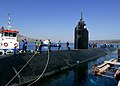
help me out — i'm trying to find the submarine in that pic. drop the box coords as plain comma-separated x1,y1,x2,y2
0,13,116,86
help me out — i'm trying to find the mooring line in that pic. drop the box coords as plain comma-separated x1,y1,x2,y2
27,50,50,86
5,52,37,86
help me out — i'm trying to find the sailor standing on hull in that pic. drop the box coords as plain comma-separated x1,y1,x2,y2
39,40,43,53
24,39,27,52
22,39,25,53
35,40,39,52
22,39,27,53
48,39,52,52
57,40,61,50
66,41,70,50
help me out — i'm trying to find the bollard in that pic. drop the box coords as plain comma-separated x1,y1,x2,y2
118,49,120,61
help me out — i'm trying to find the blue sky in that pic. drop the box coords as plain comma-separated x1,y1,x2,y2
0,0,120,42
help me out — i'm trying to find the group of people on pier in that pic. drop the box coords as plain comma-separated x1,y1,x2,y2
21,39,71,54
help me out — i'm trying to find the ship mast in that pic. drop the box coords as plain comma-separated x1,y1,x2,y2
8,12,11,30
81,11,83,20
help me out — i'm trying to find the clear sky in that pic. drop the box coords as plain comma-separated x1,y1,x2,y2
0,0,120,42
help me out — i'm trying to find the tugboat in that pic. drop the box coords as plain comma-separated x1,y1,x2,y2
0,13,19,55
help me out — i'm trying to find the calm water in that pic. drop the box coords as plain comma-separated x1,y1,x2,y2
20,43,119,86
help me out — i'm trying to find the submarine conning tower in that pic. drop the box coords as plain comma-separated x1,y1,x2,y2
74,12,89,49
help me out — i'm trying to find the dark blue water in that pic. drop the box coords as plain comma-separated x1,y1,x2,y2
20,43,119,86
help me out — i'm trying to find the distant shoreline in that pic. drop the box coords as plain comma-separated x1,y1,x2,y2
17,34,120,43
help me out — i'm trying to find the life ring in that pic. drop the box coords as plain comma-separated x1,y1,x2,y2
14,43,18,47
4,42,8,47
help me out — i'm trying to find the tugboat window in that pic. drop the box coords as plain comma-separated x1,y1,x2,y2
4,32,9,36
13,33,16,37
2,33,3,37
9,33,13,37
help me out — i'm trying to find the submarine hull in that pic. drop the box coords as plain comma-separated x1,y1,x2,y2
0,47,116,86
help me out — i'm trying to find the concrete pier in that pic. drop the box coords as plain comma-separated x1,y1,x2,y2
0,47,116,86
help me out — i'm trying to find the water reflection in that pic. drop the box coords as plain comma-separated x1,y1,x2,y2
73,63,88,86
34,69,75,86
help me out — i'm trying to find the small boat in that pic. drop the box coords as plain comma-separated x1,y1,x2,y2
93,58,117,75
0,13,19,55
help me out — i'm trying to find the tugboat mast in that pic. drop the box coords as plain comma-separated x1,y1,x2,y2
8,12,11,29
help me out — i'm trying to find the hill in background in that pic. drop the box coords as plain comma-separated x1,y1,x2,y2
17,34,120,43
17,34,36,42
90,40,120,44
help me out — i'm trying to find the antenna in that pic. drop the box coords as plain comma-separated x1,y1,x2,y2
81,11,83,20
8,12,11,29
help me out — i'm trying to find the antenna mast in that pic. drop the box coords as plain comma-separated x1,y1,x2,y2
81,11,83,20
8,12,11,29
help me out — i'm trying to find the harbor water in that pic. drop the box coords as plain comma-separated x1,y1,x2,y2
20,43,119,86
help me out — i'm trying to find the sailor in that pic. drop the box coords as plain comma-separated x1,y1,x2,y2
24,39,27,53
57,40,61,50
14,46,18,54
22,39,25,53
35,40,39,51
39,39,43,53
66,41,70,50
48,39,52,52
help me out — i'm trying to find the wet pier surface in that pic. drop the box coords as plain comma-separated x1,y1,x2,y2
0,47,116,86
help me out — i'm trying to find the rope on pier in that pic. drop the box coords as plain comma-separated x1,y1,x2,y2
27,50,50,86
5,52,37,86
